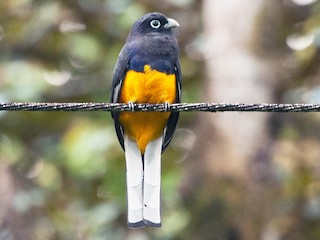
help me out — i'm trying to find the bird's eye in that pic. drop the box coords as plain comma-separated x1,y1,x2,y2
150,20,161,29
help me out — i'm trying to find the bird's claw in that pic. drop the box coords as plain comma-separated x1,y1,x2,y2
164,102,170,111
128,102,135,112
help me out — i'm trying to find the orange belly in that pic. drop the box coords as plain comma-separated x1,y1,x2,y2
119,65,176,153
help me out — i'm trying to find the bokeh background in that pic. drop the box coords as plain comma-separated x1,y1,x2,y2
1,0,320,239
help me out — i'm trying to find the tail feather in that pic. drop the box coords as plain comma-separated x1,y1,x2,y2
143,136,162,227
124,135,144,228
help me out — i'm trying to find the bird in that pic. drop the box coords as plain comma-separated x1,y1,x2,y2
110,12,181,228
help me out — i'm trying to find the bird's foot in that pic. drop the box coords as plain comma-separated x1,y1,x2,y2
128,101,135,112
163,102,170,112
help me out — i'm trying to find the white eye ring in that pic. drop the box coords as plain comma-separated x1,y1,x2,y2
150,20,161,29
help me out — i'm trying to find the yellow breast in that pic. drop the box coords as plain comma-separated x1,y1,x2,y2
119,65,176,153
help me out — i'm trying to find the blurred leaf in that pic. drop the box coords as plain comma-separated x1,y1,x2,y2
0,134,24,164
1,61,49,101
61,120,113,178
66,33,103,70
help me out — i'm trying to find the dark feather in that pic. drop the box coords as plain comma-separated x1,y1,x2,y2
110,46,130,150
162,61,181,152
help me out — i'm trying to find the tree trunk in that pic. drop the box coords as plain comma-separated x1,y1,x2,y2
180,1,279,239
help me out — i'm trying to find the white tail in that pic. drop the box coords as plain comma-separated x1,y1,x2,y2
143,136,162,226
124,135,144,228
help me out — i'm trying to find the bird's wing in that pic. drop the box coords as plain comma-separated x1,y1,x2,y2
110,45,130,150
162,60,181,152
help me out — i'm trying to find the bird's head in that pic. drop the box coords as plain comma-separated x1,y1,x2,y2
128,12,180,39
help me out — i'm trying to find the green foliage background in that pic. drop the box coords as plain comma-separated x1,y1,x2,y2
1,0,320,239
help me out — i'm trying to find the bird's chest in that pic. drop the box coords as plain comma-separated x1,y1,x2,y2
119,64,176,104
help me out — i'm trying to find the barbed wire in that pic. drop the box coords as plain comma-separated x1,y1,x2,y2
1,102,320,112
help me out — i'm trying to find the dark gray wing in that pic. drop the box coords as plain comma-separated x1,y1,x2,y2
110,46,130,150
162,60,182,152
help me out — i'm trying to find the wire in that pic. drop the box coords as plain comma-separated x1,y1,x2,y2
1,102,320,112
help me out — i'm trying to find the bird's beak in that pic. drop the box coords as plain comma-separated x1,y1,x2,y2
164,18,180,29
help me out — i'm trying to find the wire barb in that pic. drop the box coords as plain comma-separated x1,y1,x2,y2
1,102,320,112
